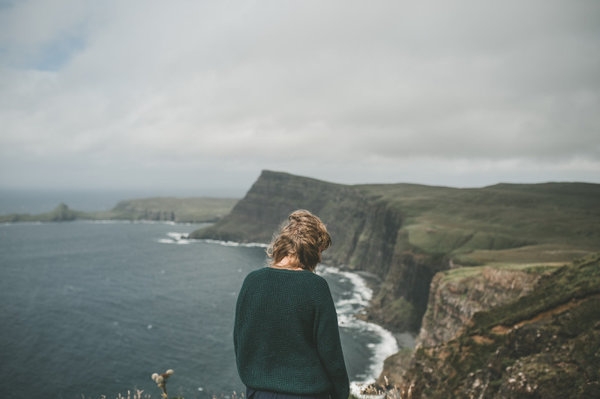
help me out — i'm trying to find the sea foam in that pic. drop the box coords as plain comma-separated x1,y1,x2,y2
319,266,399,383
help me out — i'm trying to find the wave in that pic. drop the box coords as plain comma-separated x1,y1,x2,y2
200,239,269,248
157,232,193,245
157,234,269,248
319,266,399,384
157,238,399,386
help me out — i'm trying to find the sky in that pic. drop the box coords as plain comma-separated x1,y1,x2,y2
1,0,599,198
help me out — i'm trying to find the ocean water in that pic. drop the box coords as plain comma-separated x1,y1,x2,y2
0,220,398,399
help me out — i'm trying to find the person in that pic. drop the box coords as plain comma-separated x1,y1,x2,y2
234,210,350,399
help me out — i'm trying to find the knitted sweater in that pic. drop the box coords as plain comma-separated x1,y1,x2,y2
234,267,349,399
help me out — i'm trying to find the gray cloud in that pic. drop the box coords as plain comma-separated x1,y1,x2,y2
1,0,599,196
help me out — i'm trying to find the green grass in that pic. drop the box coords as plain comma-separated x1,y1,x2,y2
470,253,600,331
354,181,600,264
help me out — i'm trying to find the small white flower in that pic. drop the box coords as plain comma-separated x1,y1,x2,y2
151,373,159,381
166,369,174,376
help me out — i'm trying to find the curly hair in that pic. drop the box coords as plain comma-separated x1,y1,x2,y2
267,210,332,272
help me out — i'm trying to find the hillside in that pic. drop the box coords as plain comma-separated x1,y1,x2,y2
190,170,600,332
107,197,238,222
0,197,238,224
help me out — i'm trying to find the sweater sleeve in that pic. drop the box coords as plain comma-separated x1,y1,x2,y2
314,281,350,399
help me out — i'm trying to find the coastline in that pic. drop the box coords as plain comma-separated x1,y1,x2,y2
171,237,406,389
318,266,402,384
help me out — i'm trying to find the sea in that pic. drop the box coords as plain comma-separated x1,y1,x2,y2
0,191,400,399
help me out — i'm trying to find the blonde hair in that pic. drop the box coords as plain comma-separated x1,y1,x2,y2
267,210,332,272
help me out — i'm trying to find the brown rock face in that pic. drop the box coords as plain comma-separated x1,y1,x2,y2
395,254,600,399
416,266,544,348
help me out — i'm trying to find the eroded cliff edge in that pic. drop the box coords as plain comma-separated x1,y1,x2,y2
393,254,600,398
191,170,600,335
191,170,442,331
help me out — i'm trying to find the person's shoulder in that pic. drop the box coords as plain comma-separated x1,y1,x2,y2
304,270,327,282
241,267,269,285
300,270,331,290
244,267,268,279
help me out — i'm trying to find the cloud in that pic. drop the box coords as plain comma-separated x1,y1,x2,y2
1,0,599,194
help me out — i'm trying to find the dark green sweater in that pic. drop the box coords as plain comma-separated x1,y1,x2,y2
234,267,349,399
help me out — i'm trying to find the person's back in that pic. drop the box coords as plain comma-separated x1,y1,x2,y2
233,210,349,399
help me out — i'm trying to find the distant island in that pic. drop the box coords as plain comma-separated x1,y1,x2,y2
0,197,239,224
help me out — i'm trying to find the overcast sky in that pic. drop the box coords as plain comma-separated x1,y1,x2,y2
1,0,599,197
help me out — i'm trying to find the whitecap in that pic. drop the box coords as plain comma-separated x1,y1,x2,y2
202,239,268,248
157,232,192,245
319,265,399,384
167,232,185,240
350,382,386,399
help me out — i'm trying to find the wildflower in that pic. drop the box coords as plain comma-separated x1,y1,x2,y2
151,369,174,399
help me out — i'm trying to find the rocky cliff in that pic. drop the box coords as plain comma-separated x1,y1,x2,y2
191,171,441,331
190,170,600,336
190,170,600,397
394,254,600,398
416,265,548,349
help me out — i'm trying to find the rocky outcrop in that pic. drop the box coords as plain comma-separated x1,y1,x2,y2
395,254,600,398
376,264,549,388
416,266,546,348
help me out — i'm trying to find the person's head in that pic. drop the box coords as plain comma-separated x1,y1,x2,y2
267,210,332,272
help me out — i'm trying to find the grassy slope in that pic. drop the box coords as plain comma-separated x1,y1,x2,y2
356,181,600,265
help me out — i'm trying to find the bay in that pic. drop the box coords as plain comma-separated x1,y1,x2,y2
0,221,397,399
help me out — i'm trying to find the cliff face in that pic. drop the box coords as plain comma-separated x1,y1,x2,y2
190,170,600,335
191,170,367,245
395,254,600,399
190,171,444,331
416,265,545,348
376,264,549,387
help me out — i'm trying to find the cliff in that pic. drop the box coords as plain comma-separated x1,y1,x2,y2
190,171,436,331
190,170,600,334
394,253,600,398
416,264,550,349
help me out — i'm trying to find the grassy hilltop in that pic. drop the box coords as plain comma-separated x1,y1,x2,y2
353,181,599,265
193,171,599,264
